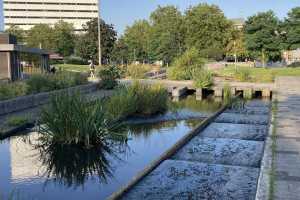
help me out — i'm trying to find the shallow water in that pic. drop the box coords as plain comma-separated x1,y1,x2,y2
0,95,221,200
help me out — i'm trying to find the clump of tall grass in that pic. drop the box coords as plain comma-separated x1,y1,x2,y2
191,68,214,88
222,82,244,108
38,92,125,147
5,115,30,126
125,64,154,79
234,67,251,82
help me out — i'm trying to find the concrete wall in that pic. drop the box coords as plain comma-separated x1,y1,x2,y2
0,52,8,78
0,82,99,115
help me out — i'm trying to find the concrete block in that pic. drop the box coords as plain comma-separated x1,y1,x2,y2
167,86,176,93
262,88,271,97
196,95,203,100
230,87,236,96
244,87,253,99
196,88,202,97
214,88,223,97
214,96,222,102
172,87,187,97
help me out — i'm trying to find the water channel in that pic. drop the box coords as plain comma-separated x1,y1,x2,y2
0,94,222,199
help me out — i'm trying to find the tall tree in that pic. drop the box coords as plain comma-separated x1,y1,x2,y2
148,5,184,64
111,36,129,64
124,19,150,55
184,3,235,52
74,35,94,60
53,20,76,57
83,18,117,64
243,11,282,69
27,24,54,50
4,24,26,44
226,38,248,61
281,7,300,50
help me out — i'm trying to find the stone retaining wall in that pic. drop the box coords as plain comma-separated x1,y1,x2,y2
0,82,99,115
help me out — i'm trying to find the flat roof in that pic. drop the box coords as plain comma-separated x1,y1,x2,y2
0,44,53,54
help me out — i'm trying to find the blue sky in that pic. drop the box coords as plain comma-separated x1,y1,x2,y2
0,0,299,35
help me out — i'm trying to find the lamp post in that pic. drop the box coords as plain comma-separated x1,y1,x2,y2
234,41,237,68
97,0,101,67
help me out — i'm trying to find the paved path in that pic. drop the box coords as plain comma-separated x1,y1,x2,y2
274,76,300,199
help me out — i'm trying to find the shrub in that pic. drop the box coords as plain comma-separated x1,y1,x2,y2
0,81,30,99
26,75,53,93
128,81,168,115
234,67,251,82
191,68,214,88
38,92,125,147
98,65,122,89
125,64,155,79
66,58,89,65
48,71,88,90
168,48,204,80
5,115,30,126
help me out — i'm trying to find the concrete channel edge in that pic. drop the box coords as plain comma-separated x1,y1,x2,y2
107,104,227,200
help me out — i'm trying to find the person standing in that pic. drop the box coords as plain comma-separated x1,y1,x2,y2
89,61,95,78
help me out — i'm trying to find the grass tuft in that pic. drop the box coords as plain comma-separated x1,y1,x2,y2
5,115,30,126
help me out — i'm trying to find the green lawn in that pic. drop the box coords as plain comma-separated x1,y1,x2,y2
214,66,300,82
54,64,91,72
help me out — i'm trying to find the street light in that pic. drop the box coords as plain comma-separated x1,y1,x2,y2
97,0,101,67
234,41,237,68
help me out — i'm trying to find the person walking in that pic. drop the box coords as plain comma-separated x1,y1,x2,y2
89,61,95,78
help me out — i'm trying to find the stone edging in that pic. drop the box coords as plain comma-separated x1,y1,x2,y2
255,93,275,200
0,82,99,115
107,104,227,200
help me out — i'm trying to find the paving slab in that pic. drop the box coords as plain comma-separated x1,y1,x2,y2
199,123,267,141
214,113,269,125
170,137,264,167
122,160,259,200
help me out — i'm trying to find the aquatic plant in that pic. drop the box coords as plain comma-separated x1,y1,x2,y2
191,68,214,88
234,67,251,82
222,82,243,109
5,115,30,126
98,65,122,89
38,92,126,147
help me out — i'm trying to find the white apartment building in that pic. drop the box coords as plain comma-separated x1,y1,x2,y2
3,0,98,32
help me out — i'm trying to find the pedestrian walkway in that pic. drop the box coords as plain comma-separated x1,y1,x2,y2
274,76,300,199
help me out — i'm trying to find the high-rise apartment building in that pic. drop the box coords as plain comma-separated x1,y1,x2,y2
3,0,98,31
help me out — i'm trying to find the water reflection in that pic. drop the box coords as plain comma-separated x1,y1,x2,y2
11,133,129,190
126,118,204,138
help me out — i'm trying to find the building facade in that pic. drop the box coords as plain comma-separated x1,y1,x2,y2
3,0,98,32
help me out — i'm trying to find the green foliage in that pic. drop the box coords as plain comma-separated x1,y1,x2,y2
111,36,129,64
26,75,52,93
82,18,117,64
184,3,235,52
26,24,54,50
5,115,30,126
0,82,30,100
191,68,214,88
4,24,26,44
281,7,300,50
128,40,147,62
98,65,122,89
234,67,251,82
125,64,152,79
168,48,204,80
200,42,224,61
128,81,168,115
222,82,244,108
53,20,76,57
38,92,125,147
66,58,89,65
226,38,249,61
243,11,282,67
74,35,94,60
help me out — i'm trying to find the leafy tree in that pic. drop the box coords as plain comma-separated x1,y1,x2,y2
281,7,300,50
111,36,129,64
226,38,248,61
243,11,282,69
27,24,54,50
4,24,26,44
148,5,184,64
53,20,76,57
124,19,150,54
128,40,147,62
184,3,235,53
200,42,224,61
74,35,94,60
83,18,117,64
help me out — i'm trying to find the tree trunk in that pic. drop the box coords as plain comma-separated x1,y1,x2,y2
262,49,265,69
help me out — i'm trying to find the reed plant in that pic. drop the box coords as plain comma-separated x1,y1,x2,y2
222,82,243,109
234,67,251,82
38,92,125,147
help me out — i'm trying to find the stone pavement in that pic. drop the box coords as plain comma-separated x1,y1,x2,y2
274,76,300,200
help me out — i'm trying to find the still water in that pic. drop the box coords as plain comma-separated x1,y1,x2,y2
0,95,222,200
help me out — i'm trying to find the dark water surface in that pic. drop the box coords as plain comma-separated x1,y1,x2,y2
0,95,222,200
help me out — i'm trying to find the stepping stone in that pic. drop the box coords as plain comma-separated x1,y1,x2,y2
198,122,267,141
122,160,259,200
170,137,264,167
